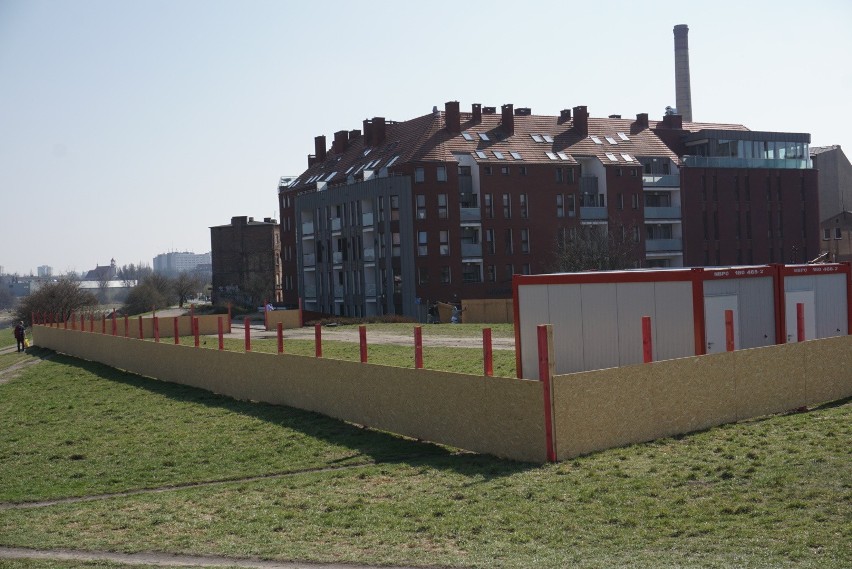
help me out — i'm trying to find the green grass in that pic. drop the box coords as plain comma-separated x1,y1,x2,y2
355,322,516,338
0,561,167,569
0,350,849,568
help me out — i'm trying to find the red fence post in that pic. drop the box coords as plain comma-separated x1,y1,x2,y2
414,325,423,369
193,317,199,347
111,309,117,336
277,322,284,353
101,315,106,334
63,314,68,330
174,318,180,345
724,309,735,352
217,316,224,350
190,304,195,319
315,323,322,358
642,316,653,363
797,302,805,342
244,317,251,352
483,327,493,376
124,315,129,338
138,316,144,339
537,324,557,463
153,316,160,342
89,314,94,333
359,325,368,363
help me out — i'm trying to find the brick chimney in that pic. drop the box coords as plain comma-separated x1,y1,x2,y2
573,105,589,137
363,119,373,146
348,129,361,141
501,104,514,135
661,113,683,129
372,117,386,146
634,113,649,129
445,101,461,133
314,135,327,162
558,109,571,124
333,130,349,154
472,103,482,123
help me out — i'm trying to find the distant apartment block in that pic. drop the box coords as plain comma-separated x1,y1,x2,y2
37,265,53,278
153,251,212,275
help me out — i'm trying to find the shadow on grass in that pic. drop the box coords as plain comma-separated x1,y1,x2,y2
45,351,535,480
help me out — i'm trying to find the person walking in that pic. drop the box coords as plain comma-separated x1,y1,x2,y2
13,321,26,352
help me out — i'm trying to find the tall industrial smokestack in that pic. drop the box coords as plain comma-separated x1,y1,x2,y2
673,24,693,122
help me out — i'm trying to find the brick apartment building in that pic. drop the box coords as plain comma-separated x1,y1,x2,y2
210,216,282,305
278,101,818,318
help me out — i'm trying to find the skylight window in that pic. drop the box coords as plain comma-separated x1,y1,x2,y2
363,148,372,157
546,151,558,160
493,151,505,160
345,166,355,175
557,152,569,161
478,132,490,141
369,159,381,168
620,153,633,162
605,136,618,145
543,135,554,143
618,132,629,141
530,134,544,143
510,151,522,160
605,152,619,162
385,155,400,168
354,164,366,174
590,136,603,144
324,172,337,182
475,150,487,159
462,131,474,141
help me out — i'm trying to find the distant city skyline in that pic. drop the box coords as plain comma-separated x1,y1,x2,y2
2,0,850,275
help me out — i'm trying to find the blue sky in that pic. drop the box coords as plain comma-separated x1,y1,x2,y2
1,0,850,276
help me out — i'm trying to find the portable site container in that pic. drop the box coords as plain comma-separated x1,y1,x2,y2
512,264,850,380
778,264,851,343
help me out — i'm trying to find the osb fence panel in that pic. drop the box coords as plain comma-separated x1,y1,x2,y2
32,326,547,463
265,310,301,331
553,335,852,459
461,299,514,324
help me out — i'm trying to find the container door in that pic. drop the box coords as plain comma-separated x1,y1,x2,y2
784,290,816,343
704,295,739,354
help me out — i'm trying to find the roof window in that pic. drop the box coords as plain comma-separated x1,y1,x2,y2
530,134,544,143
478,132,490,141
324,171,337,182
542,135,554,143
385,155,400,168
546,151,558,160
557,152,570,161
462,131,474,141
620,153,633,162
605,136,618,145
510,151,522,160
590,136,603,145
605,152,619,162
345,166,355,175
475,150,487,159
493,151,505,160
618,132,630,141
363,148,372,157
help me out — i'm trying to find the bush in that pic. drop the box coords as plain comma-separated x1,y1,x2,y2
14,280,98,326
121,274,178,316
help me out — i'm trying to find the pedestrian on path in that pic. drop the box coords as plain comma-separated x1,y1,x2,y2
13,321,26,352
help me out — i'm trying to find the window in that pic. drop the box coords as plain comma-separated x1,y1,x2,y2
836,227,843,239
418,267,429,285
462,131,474,141
478,132,490,141
519,166,528,176
555,168,563,183
462,263,481,283
475,150,487,159
441,266,451,284
416,194,426,220
520,229,530,253
438,193,448,219
522,263,531,275
493,151,505,160
390,195,400,221
418,231,428,256
511,151,522,160
392,232,401,256
505,264,514,281
542,135,554,143
485,229,495,254
567,194,576,217
484,166,492,175
439,230,449,255
567,168,575,184
484,194,493,219
546,151,558,160
823,228,830,240
437,166,447,182
632,194,639,209
503,194,511,218
504,228,513,254
616,168,623,177
530,134,544,143
520,194,528,218
501,166,510,175
617,193,624,210
556,194,564,218
414,167,424,183
487,265,496,282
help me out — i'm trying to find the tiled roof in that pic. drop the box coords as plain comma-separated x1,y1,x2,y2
285,108,752,192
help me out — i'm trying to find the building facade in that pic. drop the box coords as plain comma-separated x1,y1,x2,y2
810,145,852,222
278,102,818,318
153,251,212,275
820,211,852,263
210,216,282,306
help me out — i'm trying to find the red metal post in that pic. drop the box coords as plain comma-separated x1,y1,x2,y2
101,315,106,334
138,316,144,339
31,311,35,327
483,327,493,376
724,309,735,351
217,316,224,350
537,324,557,463
797,302,805,342
90,314,94,333
174,317,180,344
124,315,129,338
63,315,68,330
359,325,367,363
315,323,322,358
193,317,199,347
70,313,75,330
153,316,160,342
244,317,251,352
642,316,653,362
111,309,117,336
277,322,284,353
414,325,423,369
190,304,195,319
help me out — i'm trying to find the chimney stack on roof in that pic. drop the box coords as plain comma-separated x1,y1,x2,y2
501,103,514,135
634,113,649,129
559,109,572,124
314,135,327,162
673,24,693,122
472,103,482,123
661,112,683,130
307,154,317,167
349,129,361,141
362,119,373,146
333,130,349,154
372,117,386,146
445,100,461,133
573,105,589,137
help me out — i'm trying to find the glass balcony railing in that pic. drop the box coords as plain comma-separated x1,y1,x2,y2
682,156,812,169
303,253,316,267
460,207,481,222
644,206,682,219
301,222,314,236
645,238,683,252
362,212,374,227
332,252,343,264
364,283,377,296
642,174,680,187
580,207,607,220
331,218,342,232
461,243,482,257
362,248,375,262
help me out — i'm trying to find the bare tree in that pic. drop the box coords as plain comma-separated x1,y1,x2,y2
173,272,202,308
550,224,642,273
14,279,98,326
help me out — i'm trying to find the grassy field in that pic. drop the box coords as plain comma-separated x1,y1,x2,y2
0,349,849,568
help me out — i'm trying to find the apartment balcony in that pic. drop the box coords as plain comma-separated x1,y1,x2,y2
460,207,481,222
644,206,682,220
580,176,598,194
333,286,344,299
645,238,683,252
301,222,315,236
332,252,343,264
365,283,377,296
580,207,608,220
642,174,681,188
682,156,812,170
331,218,342,232
303,285,317,298
303,253,316,267
461,243,483,257
362,248,376,262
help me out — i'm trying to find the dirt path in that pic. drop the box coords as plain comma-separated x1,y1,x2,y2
0,546,425,569
0,348,52,384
